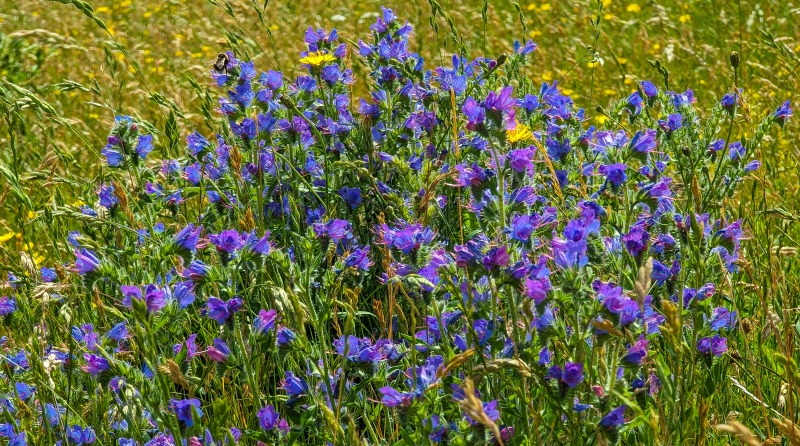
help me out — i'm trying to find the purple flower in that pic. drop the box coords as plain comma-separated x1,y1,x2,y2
524,277,551,305
338,186,362,210
641,81,658,98
210,230,245,254
257,405,281,430
697,335,727,357
599,405,626,427
729,141,745,160
744,160,761,172
283,370,309,395
345,246,372,271
598,163,627,189
105,321,129,342
622,337,649,365
254,309,277,334
0,296,16,316
546,137,571,161
206,338,230,362
630,129,657,154
183,260,210,282
378,221,435,255
709,307,737,331
187,132,211,157
318,219,352,245
67,425,96,445
170,398,203,427
626,91,643,115
74,248,101,275
622,222,649,257
276,326,296,347
136,134,153,159
172,281,196,308
481,246,509,270
563,362,585,388
204,297,243,324
98,183,118,208
720,93,736,110
509,215,533,243
82,353,110,376
120,284,166,314
508,147,535,173
380,386,413,407
174,224,202,254
773,100,792,125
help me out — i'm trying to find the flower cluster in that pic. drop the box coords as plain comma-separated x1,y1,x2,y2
0,6,790,445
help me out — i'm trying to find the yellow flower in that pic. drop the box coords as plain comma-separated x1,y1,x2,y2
539,4,551,11
506,123,533,143
618,57,628,65
587,61,600,68
602,0,612,6
678,14,691,23
542,71,553,82
299,51,336,68
626,3,641,12
0,232,16,243
27,211,35,219
595,114,609,125
95,6,111,13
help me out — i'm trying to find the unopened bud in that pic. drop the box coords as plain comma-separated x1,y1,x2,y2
729,51,740,68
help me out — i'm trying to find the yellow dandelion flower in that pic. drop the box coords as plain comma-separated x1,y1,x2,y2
595,114,609,125
299,51,336,68
678,14,691,23
27,211,35,219
540,4,551,11
604,13,614,20
527,3,536,11
507,123,533,143
602,0,612,6
626,3,641,12
542,71,553,81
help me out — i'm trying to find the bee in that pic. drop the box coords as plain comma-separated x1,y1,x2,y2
213,53,229,74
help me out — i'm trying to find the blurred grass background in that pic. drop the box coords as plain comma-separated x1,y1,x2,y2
1,0,799,440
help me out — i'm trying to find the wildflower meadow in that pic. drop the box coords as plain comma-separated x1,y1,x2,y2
0,1,799,445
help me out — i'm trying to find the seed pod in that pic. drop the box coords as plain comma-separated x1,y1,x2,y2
730,51,740,68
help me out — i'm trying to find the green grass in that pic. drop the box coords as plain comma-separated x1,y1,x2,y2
1,0,799,443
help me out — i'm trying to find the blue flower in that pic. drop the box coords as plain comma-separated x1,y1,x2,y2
170,398,203,427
